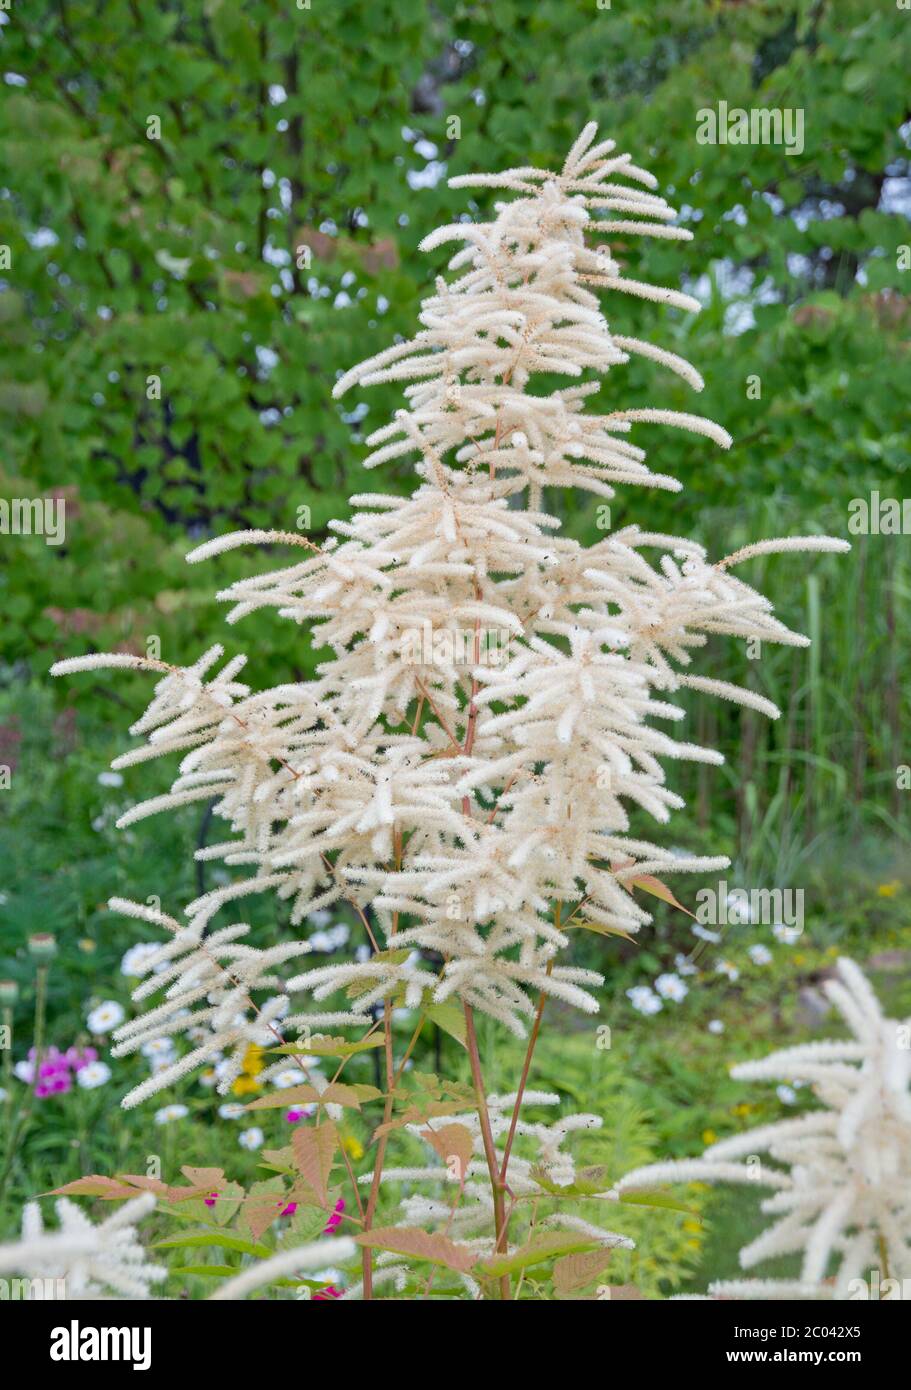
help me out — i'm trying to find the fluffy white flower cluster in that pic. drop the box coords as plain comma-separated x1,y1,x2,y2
614,959,911,1298
103,897,328,1109
52,124,847,1093
0,1194,165,1299
0,1191,355,1303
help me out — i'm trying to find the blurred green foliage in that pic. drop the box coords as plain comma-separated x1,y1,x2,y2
1,0,909,863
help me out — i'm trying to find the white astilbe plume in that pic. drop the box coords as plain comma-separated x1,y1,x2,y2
0,1194,166,1299
208,1237,356,1301
104,897,341,1108
51,123,848,1070
614,958,911,1299
345,1090,632,1298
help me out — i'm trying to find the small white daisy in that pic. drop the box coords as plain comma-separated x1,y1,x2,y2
776,1084,797,1106
272,1068,309,1089
748,944,772,965
76,1061,111,1089
715,960,740,982
655,973,688,1003
627,985,662,1016
86,1000,126,1034
97,770,124,788
707,1019,725,1035
141,1037,175,1059
674,954,698,977
239,1127,264,1151
154,1104,189,1125
772,923,802,945
218,1102,246,1120
120,943,160,978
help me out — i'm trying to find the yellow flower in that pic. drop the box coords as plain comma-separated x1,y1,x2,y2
78,938,96,954
232,1073,261,1096
685,1238,700,1251
701,1129,717,1146
241,1043,265,1076
794,954,806,966
682,1218,701,1235
342,1134,365,1161
732,1103,754,1118
877,881,901,898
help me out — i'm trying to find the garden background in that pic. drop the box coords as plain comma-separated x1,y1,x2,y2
1,0,910,1296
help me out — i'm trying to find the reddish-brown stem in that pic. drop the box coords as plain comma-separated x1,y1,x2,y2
463,1002,511,1299
498,963,552,1198
361,997,394,1300
496,906,561,1249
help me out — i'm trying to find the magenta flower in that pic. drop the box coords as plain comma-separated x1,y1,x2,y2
322,1198,345,1235
285,1106,314,1123
281,1201,298,1217
35,1073,72,1098
313,1284,342,1301
204,1192,218,1208
20,1042,105,1098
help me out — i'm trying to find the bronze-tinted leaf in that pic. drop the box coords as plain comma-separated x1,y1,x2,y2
355,1226,476,1273
46,1176,135,1200
553,1248,613,1296
291,1121,338,1206
419,1122,474,1182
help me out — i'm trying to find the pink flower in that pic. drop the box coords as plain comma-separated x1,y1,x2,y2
204,1193,218,1208
66,1046,98,1071
285,1107,313,1123
281,1201,298,1217
21,1043,102,1096
35,1073,72,1098
322,1198,345,1235
313,1284,342,1301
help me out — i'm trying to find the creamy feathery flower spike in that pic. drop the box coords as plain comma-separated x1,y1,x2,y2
104,897,364,1108
208,1237,356,1301
52,123,847,1064
0,1194,165,1299
614,959,911,1300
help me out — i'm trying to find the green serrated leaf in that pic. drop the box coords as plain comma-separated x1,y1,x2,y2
153,1230,272,1257
480,1233,601,1277
270,1034,384,1058
424,1001,467,1048
618,1191,700,1215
